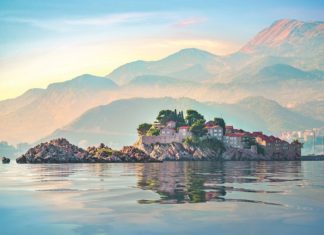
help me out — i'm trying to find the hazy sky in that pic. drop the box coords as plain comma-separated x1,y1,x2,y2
0,0,323,100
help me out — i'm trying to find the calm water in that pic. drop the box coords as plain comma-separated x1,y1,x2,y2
0,161,323,235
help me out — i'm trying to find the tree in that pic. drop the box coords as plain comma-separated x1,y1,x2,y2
185,110,205,126
156,110,176,125
190,119,207,137
137,123,152,136
147,126,160,136
214,117,226,134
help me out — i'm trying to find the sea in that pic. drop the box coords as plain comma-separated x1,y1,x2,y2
0,161,323,235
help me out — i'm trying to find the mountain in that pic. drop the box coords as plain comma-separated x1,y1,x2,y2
43,97,323,148
47,74,118,90
237,96,322,132
106,19,324,87
240,19,324,55
0,74,118,144
126,75,196,86
0,88,45,116
106,48,225,85
233,64,324,83
292,100,324,122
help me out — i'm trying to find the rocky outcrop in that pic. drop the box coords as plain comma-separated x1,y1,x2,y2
16,139,159,164
16,138,94,163
86,143,159,163
135,141,300,161
2,157,10,164
119,146,160,162
136,142,224,161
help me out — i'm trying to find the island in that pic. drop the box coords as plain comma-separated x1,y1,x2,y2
16,109,302,163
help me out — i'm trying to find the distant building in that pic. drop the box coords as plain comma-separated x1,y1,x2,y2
141,122,192,145
161,127,176,136
225,125,234,134
179,126,192,138
206,125,223,140
224,133,245,148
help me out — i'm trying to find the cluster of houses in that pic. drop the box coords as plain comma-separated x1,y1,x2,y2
139,120,302,157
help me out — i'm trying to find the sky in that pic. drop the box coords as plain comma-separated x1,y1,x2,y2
0,0,323,100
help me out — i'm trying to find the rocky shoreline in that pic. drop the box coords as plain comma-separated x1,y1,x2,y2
135,142,299,161
15,138,301,164
16,139,160,164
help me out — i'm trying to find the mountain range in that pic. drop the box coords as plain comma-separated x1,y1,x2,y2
0,19,323,147
42,97,322,148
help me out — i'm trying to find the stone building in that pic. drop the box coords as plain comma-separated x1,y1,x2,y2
206,125,223,140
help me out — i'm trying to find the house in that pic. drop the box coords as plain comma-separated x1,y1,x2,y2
241,133,256,149
160,127,176,136
179,126,192,138
255,134,297,157
224,133,246,148
206,125,223,140
225,125,234,134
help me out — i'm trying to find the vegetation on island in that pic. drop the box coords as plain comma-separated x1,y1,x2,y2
137,123,152,136
137,109,225,139
156,109,186,127
147,126,160,136
137,109,227,152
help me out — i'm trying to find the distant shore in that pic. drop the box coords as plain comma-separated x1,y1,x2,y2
301,155,324,161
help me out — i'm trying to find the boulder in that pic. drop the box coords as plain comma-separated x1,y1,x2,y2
16,138,93,164
2,157,10,164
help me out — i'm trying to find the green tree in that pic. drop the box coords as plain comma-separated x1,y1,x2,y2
190,119,207,137
185,110,205,126
214,117,226,134
156,110,176,125
147,126,160,136
137,123,152,136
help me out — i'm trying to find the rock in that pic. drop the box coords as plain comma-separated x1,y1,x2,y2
16,138,93,164
16,139,160,164
2,157,10,164
135,139,298,161
120,146,160,162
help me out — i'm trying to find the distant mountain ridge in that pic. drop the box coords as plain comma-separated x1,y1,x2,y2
0,74,118,143
240,19,324,55
43,97,323,148
233,64,324,83
106,19,324,85
106,48,224,85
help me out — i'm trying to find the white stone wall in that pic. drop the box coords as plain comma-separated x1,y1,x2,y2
140,134,186,145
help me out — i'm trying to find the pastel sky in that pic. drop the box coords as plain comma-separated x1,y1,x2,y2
0,0,323,100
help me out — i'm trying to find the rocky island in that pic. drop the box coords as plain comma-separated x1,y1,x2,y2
134,109,302,161
16,109,302,163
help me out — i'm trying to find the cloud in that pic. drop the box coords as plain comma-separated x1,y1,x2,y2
174,17,207,28
1,12,172,32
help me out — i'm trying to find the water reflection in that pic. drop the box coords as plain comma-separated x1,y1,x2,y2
136,161,302,204
1,161,323,235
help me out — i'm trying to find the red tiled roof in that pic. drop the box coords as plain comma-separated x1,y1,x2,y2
224,133,246,137
205,121,215,127
256,134,284,143
206,125,221,129
225,125,233,129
